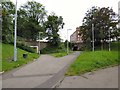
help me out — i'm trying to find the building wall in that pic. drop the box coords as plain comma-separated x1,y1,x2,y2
26,41,49,53
70,27,83,50
70,27,82,43
70,30,77,43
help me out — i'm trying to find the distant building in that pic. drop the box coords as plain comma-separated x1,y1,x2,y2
70,27,83,50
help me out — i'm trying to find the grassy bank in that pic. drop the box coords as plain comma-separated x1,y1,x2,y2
1,44,39,72
66,50,119,76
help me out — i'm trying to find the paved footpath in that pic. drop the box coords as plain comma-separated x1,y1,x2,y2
2,51,80,88
57,66,119,88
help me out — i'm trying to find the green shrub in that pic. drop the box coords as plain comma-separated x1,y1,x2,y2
111,42,119,51
9,42,36,53
41,46,58,54
41,43,66,54
17,43,35,53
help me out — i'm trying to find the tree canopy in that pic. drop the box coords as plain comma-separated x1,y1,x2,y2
17,1,47,40
2,2,15,43
1,1,65,48
80,6,118,49
44,13,64,46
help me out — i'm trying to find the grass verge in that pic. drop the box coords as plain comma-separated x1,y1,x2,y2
51,51,73,57
1,43,39,72
65,50,119,76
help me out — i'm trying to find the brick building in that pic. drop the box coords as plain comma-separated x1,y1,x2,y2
70,27,83,50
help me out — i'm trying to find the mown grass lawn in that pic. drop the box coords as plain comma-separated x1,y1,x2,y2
1,43,39,72
66,50,119,76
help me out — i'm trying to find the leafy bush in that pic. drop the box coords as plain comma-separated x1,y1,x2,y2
41,43,66,54
17,43,36,53
41,46,58,54
9,42,36,53
111,42,119,51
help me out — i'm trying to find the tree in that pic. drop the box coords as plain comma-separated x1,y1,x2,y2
17,1,47,40
44,13,64,46
2,2,15,43
80,6,118,50
64,40,72,49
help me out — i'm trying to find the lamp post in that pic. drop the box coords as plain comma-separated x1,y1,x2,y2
92,24,94,51
109,27,112,51
38,32,43,54
67,29,72,54
14,0,17,61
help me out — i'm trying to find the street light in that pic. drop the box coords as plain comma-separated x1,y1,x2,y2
67,29,72,54
38,32,43,54
109,27,112,51
92,24,94,51
14,0,17,61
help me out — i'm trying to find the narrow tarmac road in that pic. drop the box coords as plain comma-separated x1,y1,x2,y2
57,66,119,88
2,51,80,88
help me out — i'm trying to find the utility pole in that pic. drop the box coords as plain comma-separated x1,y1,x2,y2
92,24,94,51
109,27,111,51
38,32,43,54
67,29,72,54
14,0,17,61
67,29,69,54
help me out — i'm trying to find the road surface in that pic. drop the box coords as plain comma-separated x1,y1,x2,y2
2,51,80,88
57,66,118,88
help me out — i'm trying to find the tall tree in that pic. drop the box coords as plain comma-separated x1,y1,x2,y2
2,2,15,43
17,1,47,40
44,13,64,46
80,6,118,49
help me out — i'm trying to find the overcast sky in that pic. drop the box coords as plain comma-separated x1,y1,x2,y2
11,0,119,41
